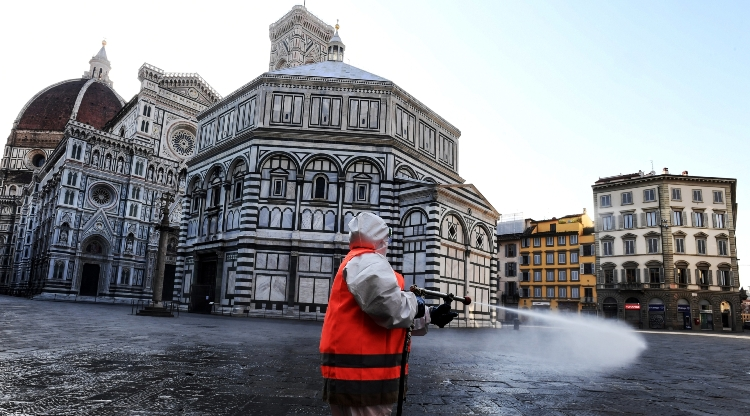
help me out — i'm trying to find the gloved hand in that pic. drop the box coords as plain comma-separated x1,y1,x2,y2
429,302,458,328
414,296,425,319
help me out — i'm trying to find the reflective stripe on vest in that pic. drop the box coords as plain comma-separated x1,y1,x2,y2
319,247,408,406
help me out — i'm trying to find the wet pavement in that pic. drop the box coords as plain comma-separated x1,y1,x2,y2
1,295,749,416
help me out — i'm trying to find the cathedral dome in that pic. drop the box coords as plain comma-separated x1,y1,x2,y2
14,78,123,131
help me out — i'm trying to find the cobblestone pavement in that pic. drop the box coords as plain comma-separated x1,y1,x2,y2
1,296,749,416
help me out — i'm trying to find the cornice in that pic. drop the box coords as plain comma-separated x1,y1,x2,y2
593,174,736,190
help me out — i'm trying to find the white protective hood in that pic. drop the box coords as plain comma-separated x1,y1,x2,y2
348,212,389,256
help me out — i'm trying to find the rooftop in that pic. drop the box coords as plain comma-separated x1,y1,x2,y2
267,61,387,82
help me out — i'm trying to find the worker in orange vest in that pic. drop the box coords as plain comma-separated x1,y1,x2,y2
320,212,457,416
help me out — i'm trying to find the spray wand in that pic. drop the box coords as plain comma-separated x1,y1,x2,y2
409,285,472,306
396,286,472,416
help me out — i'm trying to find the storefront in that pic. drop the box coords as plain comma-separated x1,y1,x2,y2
647,298,665,329
557,302,578,314
624,298,641,328
699,300,714,330
677,299,692,330
603,297,618,319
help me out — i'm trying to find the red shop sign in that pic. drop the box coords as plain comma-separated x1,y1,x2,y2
624,303,641,310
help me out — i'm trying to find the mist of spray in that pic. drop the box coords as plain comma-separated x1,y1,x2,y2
474,302,647,373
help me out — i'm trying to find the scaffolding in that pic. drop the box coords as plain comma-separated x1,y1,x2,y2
496,212,524,235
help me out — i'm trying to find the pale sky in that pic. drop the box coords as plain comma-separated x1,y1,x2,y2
1,1,748,289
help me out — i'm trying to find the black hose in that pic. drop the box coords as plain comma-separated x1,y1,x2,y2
396,325,413,416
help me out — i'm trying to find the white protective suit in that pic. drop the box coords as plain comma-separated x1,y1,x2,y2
330,213,429,416
344,213,429,333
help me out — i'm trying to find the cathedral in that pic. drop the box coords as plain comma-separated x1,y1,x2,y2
0,40,220,300
1,5,500,327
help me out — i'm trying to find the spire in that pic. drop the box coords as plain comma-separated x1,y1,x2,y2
83,40,113,87
327,20,345,62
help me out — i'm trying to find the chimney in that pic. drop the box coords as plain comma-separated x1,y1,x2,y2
682,170,689,176
662,167,669,175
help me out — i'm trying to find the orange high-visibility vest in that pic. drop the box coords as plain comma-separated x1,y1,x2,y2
320,247,408,406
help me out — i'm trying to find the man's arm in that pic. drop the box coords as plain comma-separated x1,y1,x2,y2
345,253,417,329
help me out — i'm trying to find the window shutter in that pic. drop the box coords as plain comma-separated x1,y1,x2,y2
708,270,713,285
659,267,664,283
694,269,699,284
673,268,678,284
633,214,638,228
636,268,641,283
729,271,734,286
640,213,646,228
682,212,687,227
580,264,584,275
620,269,625,283
703,213,708,227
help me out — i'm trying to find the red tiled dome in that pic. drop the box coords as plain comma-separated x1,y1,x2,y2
16,79,122,131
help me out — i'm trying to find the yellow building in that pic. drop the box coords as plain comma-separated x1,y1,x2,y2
518,211,597,315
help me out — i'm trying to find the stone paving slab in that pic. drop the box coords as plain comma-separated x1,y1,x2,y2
1,295,750,415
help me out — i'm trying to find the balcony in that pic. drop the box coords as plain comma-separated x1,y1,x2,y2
581,297,595,304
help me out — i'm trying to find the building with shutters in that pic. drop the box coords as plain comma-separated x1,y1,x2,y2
178,6,500,327
511,212,597,315
0,41,221,299
495,215,530,323
592,169,742,331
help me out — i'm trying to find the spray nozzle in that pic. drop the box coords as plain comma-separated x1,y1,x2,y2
410,285,472,305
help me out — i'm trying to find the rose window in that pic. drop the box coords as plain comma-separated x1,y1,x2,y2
91,186,112,206
172,131,196,156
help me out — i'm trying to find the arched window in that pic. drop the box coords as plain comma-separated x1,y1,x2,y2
314,176,327,199
8,186,16,196
147,107,152,117
442,215,464,243
119,127,125,137
71,144,78,158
